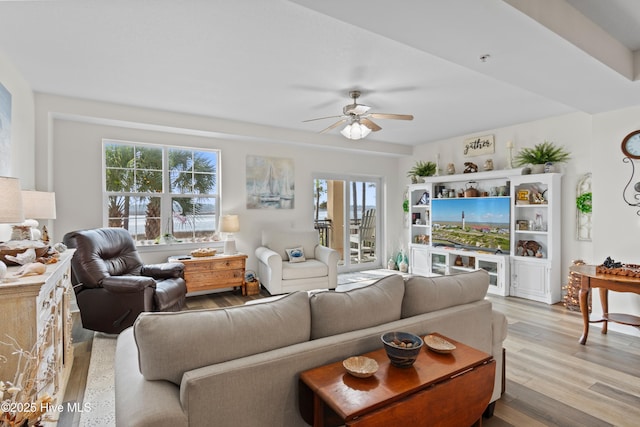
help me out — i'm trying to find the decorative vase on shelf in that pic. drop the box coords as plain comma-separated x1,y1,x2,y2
387,257,397,270
396,249,408,271
399,259,409,273
530,164,545,174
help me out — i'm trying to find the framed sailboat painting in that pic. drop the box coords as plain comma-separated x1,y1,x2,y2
246,155,295,209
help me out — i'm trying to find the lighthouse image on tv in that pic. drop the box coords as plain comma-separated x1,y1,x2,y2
431,197,510,253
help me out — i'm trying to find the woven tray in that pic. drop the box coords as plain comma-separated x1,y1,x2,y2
596,264,640,277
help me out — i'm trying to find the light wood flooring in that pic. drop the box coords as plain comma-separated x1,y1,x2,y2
60,288,640,427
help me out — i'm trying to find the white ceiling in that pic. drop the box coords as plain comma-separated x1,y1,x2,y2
1,0,640,151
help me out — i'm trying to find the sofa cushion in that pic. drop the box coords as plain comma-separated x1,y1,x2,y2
309,274,405,339
401,269,490,318
134,291,311,385
282,259,328,280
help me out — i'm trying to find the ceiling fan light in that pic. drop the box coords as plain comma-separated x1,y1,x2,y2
340,122,371,140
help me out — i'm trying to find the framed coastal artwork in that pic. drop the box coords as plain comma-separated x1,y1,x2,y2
246,155,294,209
0,82,11,176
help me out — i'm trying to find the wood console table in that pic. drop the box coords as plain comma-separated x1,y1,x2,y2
299,333,495,427
570,264,640,345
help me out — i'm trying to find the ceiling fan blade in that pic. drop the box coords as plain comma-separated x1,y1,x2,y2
360,118,382,132
302,115,343,123
369,113,414,120
319,119,347,134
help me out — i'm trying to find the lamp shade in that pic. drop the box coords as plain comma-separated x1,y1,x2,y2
220,215,240,233
22,191,57,220
0,177,24,223
340,121,371,140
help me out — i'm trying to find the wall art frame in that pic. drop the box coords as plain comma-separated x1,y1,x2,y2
246,155,294,209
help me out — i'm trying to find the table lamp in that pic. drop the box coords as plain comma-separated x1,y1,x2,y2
220,214,240,255
22,190,57,241
0,177,24,280
0,177,24,225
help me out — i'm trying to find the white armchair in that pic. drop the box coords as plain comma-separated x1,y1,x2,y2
255,229,339,295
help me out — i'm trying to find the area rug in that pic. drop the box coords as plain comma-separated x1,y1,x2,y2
79,333,117,426
337,268,410,290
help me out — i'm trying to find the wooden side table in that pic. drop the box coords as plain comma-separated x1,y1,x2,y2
169,253,247,295
299,333,495,427
570,264,640,344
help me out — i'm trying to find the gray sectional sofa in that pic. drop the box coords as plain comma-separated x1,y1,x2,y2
115,270,507,426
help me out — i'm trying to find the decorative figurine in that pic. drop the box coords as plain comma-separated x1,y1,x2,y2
42,225,50,243
516,240,541,257
463,162,478,173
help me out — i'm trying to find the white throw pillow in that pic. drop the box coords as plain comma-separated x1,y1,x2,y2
285,246,306,263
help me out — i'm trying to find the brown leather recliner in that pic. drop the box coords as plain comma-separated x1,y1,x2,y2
64,228,187,334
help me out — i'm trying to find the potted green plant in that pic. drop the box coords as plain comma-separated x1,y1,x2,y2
513,141,571,173
407,161,437,183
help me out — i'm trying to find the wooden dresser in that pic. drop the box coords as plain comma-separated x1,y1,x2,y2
170,253,247,295
0,250,74,416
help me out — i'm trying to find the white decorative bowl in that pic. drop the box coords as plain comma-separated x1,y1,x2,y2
343,356,379,378
424,334,456,354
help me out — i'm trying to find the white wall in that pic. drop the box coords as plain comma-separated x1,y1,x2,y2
591,106,640,337
34,94,401,272
0,51,35,240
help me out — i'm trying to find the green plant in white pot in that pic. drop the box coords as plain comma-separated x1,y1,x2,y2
407,161,437,183
513,141,570,173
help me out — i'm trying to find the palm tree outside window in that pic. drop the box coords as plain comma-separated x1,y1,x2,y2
104,140,219,244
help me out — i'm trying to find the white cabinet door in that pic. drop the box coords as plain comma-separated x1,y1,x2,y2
410,246,431,276
511,260,549,302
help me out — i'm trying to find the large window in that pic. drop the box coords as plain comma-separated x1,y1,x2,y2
103,140,219,245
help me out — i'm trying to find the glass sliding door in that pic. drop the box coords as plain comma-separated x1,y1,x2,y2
313,175,381,272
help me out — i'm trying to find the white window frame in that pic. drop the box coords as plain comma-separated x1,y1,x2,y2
102,139,221,246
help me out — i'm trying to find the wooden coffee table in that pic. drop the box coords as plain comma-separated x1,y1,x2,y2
299,333,495,427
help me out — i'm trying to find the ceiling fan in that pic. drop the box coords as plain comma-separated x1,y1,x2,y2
303,90,414,140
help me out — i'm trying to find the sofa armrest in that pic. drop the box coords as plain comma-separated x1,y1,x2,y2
314,245,339,289
491,309,508,400
255,246,283,290
101,275,157,293
142,262,184,279
492,310,508,346
115,328,188,427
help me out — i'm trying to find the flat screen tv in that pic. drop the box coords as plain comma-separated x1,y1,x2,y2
431,197,510,253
